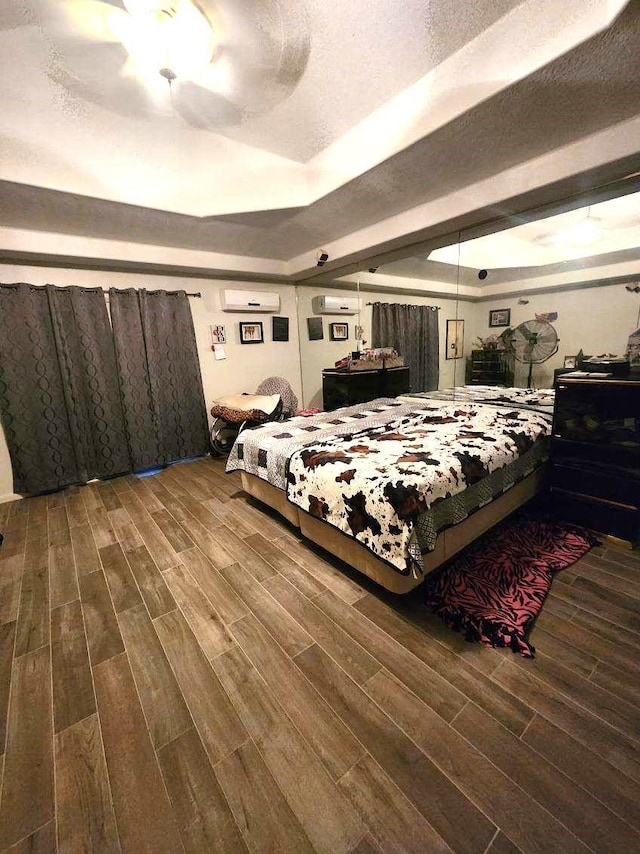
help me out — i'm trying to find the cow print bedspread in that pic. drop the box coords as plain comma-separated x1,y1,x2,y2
286,402,552,574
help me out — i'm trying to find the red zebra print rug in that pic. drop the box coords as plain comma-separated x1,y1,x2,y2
423,515,599,657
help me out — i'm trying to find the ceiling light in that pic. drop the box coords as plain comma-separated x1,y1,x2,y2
116,1,216,84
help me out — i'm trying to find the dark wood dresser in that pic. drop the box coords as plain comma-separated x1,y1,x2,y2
550,375,640,545
465,349,514,386
322,366,410,411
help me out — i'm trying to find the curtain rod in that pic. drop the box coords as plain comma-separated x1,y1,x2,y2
366,301,439,309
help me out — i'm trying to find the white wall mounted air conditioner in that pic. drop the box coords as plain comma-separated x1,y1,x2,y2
312,295,360,315
221,289,280,312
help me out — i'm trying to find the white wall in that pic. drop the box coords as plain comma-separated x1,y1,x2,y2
296,285,467,408
0,266,302,502
466,282,639,388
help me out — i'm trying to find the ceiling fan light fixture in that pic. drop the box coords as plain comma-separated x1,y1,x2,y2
119,0,216,85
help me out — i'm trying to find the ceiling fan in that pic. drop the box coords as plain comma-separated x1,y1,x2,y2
37,0,310,128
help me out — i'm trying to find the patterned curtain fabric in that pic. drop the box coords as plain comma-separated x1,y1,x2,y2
0,284,131,495
371,302,439,391
110,288,209,469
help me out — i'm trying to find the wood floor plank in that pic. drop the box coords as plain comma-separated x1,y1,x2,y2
128,477,165,512
534,609,640,675
99,542,143,614
452,701,640,852
47,506,70,548
157,727,248,854
93,653,183,853
314,589,467,723
150,508,195,553
570,604,640,650
4,820,56,853
207,502,254,538
575,555,640,597
70,523,101,577
221,562,313,657
0,647,54,849
552,580,640,633
96,482,122,512
108,507,144,553
511,651,640,742
65,492,88,529
118,603,192,749
15,537,49,657
589,658,640,707
47,492,66,511
527,625,597,678
117,490,153,526
177,518,236,570
263,573,381,685
125,544,176,619
164,565,235,662
279,536,368,604
230,496,295,540
0,554,24,626
210,527,279,580
486,832,523,854
85,506,117,550
79,570,125,666
179,549,248,625
573,574,640,616
135,517,180,572
492,659,640,784
213,645,364,853
215,739,315,854
51,600,95,733
295,643,496,854
55,714,119,853
356,593,534,734
154,609,247,765
231,612,366,780
171,493,222,530
246,533,329,598
0,621,16,753
522,714,640,831
79,483,103,512
338,753,452,853
49,542,79,610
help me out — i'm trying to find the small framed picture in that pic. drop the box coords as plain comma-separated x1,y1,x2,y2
272,316,289,342
239,321,263,344
330,322,349,341
210,324,226,344
307,317,324,341
563,355,576,368
488,308,511,328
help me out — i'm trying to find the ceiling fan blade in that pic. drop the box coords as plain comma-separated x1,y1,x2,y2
54,0,127,43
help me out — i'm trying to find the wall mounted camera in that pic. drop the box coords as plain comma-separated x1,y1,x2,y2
316,250,329,267
478,269,488,280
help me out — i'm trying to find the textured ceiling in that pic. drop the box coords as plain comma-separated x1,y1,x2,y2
0,0,638,282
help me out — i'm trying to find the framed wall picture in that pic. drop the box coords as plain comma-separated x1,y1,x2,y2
330,322,349,341
488,308,511,328
210,324,226,344
445,319,464,359
272,316,289,342
563,355,576,368
239,321,264,344
307,317,324,340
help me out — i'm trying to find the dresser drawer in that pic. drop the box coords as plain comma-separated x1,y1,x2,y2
550,462,640,507
550,487,640,543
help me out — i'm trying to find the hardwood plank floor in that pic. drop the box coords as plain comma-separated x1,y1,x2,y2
0,458,639,852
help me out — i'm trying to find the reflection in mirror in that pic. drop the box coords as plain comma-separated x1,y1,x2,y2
450,188,640,390
295,236,464,410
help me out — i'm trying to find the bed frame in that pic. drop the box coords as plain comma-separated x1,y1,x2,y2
240,466,548,593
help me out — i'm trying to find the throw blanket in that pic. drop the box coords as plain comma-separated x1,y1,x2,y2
286,403,552,574
226,399,414,489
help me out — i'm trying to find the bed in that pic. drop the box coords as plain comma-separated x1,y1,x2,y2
226,391,553,593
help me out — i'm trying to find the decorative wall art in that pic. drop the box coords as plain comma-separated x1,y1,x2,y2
489,308,511,328
445,319,464,359
330,322,349,341
210,324,226,344
239,321,264,344
272,316,289,342
307,317,324,340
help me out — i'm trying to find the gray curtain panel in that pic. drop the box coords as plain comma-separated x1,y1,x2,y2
110,288,209,468
371,302,440,391
0,283,131,495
